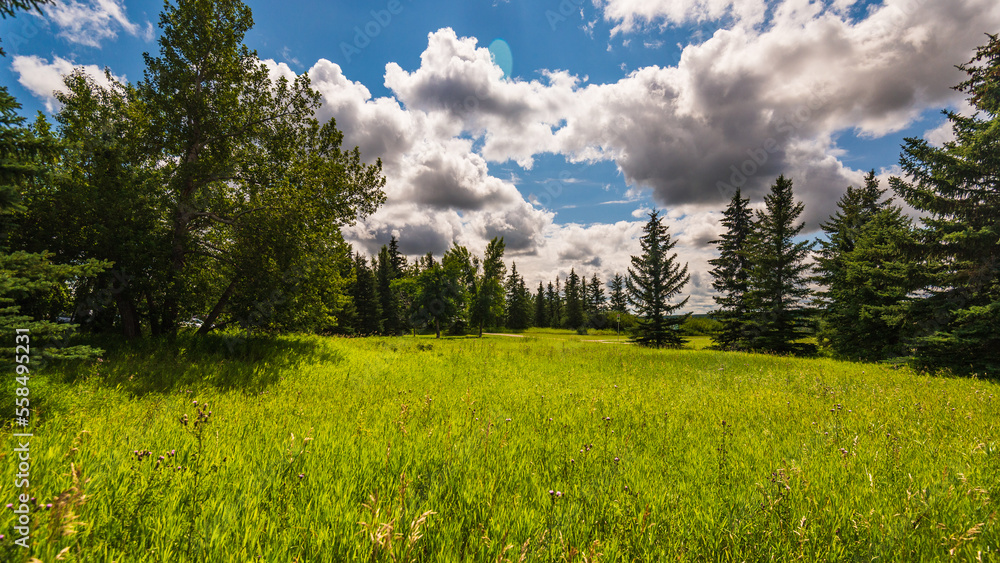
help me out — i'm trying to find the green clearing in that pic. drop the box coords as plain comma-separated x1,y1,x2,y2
2,333,997,561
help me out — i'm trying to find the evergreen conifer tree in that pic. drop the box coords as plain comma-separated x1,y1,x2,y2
745,176,814,354
708,188,754,350
626,210,690,348
890,34,1000,374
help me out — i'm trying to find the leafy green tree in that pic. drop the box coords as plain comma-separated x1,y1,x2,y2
609,273,627,314
890,34,1000,375
745,175,815,354
0,86,108,363
469,237,505,337
708,188,755,350
533,281,548,328
505,262,532,330
414,259,464,339
815,172,917,360
27,0,384,339
626,210,690,348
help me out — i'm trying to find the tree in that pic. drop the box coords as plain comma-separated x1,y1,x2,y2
609,273,627,314
890,34,1000,375
815,172,917,360
505,262,532,330
745,175,814,354
548,278,562,328
414,260,464,339
377,244,403,335
563,269,584,329
586,273,606,328
0,86,108,363
708,188,755,350
469,237,505,337
350,254,381,336
533,281,548,328
25,0,385,339
626,210,690,348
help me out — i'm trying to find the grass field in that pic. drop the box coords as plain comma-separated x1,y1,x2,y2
2,332,997,561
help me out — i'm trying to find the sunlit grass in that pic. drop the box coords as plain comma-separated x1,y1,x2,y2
2,334,997,561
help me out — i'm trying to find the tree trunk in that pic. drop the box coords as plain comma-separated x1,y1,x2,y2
478,322,483,338
198,279,236,335
435,318,441,339
145,291,161,337
114,292,142,340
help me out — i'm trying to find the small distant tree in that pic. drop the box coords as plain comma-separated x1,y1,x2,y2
609,273,628,314
586,273,606,327
469,237,505,337
546,280,561,328
350,253,381,335
505,262,532,330
708,188,755,350
533,281,548,328
414,259,464,339
563,269,584,329
626,210,690,348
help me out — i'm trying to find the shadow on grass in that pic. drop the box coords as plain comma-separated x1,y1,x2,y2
55,331,341,397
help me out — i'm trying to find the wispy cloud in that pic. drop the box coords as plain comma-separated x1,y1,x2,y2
46,0,152,48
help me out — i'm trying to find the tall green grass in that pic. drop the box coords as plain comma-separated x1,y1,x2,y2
2,333,997,561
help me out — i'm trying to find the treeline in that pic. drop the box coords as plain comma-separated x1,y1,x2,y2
342,237,633,337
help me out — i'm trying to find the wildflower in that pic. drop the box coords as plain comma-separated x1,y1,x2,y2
298,474,305,479
5,504,11,509
45,504,52,510
614,457,620,463
555,491,563,498
570,458,575,463
505,418,511,422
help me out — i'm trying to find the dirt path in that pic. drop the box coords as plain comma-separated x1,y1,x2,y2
482,332,525,338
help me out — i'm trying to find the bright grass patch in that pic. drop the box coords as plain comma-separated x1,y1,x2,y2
2,334,997,561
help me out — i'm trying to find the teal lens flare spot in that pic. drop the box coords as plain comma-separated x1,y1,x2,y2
488,38,513,79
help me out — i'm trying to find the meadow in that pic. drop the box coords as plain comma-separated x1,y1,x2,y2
2,332,997,561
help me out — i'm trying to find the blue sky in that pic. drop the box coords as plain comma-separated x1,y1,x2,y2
1,0,994,311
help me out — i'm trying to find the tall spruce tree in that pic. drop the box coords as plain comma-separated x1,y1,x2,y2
586,273,606,327
815,172,917,360
534,281,548,328
609,273,627,314
469,237,505,337
0,86,108,363
376,244,403,335
708,188,755,350
549,278,562,328
626,210,690,348
350,253,381,335
505,262,532,330
890,34,1000,375
745,175,814,354
564,269,584,329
